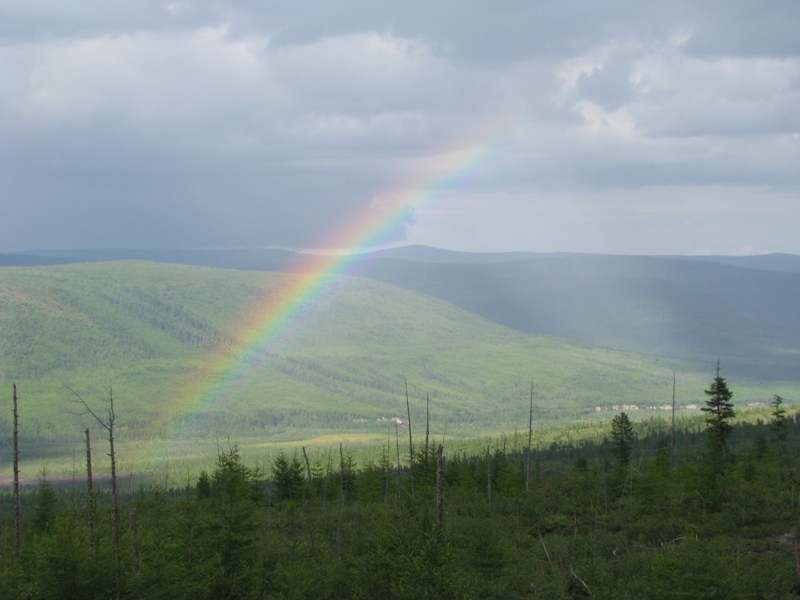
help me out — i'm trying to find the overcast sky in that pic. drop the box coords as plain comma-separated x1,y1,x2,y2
2,1,799,255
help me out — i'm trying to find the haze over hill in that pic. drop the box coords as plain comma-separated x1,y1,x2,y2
358,253,800,381
11,245,800,274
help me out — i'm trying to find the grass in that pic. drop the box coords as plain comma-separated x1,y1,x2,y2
6,402,796,488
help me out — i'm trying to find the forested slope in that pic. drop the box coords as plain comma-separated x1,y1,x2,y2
360,255,800,380
2,261,780,452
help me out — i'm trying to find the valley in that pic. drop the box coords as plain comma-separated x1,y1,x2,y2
1,253,798,476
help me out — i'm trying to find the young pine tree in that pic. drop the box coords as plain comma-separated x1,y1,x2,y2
702,362,735,457
610,412,634,467
32,472,58,533
770,394,788,449
271,451,305,501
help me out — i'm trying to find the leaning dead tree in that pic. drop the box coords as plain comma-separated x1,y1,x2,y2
69,387,121,572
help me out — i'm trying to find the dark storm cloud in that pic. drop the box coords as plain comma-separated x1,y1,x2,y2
1,0,800,254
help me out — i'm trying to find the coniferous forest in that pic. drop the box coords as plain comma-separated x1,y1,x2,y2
3,383,800,599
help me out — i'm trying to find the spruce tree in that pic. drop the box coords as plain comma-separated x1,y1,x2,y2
610,412,634,466
271,451,305,500
770,394,788,450
702,361,735,456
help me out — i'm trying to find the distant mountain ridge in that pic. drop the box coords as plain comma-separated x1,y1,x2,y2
10,245,800,274
664,253,800,275
358,255,800,380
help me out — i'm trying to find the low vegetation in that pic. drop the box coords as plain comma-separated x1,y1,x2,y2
2,391,799,598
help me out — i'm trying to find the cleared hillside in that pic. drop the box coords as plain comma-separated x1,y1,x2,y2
0,261,793,453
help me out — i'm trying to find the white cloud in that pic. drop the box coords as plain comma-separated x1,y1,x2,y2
12,28,274,128
631,54,800,137
2,1,800,254
405,185,800,255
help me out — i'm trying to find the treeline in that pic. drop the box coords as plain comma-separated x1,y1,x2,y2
2,401,800,598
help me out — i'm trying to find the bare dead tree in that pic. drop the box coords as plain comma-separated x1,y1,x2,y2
395,423,402,506
385,423,391,503
302,446,312,488
424,392,430,468
487,445,492,505
13,383,20,562
69,387,121,573
404,377,416,499
339,442,346,503
336,443,345,558
436,445,444,529
86,428,95,551
569,568,592,596
526,381,534,492
670,370,676,469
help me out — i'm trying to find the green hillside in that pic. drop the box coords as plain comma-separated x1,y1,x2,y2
1,261,796,464
360,255,800,380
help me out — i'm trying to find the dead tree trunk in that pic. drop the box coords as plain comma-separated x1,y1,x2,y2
107,392,120,571
526,381,534,492
436,445,444,529
395,423,402,506
385,424,391,503
336,443,345,558
13,383,20,562
404,377,416,499
424,392,430,471
487,445,492,505
86,428,94,551
670,370,676,469
302,446,312,488
339,442,346,503
70,387,121,574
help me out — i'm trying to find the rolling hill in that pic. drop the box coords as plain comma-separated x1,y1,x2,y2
357,254,800,381
2,260,786,458
7,246,799,382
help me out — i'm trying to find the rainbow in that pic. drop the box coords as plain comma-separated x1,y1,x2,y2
149,118,519,448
